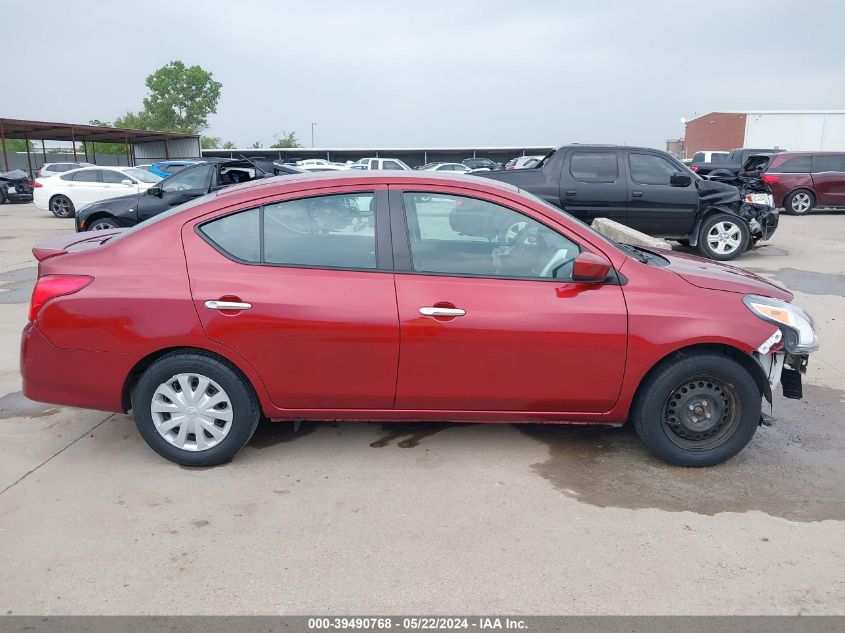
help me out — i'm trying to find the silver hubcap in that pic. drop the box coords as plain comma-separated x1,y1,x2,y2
706,221,742,255
90,222,114,231
52,198,70,215
151,373,233,451
792,193,811,213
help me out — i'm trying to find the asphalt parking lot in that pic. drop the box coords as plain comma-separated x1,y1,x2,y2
0,202,843,615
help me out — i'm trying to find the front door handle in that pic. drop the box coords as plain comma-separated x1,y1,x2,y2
419,306,466,317
565,190,576,196
632,191,643,197
205,300,252,311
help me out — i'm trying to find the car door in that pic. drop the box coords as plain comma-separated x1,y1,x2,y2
100,169,138,201
559,149,627,224
65,169,103,207
389,187,627,413
183,186,399,410
811,154,845,206
624,151,699,237
138,163,215,222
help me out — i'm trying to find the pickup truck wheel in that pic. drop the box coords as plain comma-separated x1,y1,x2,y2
697,214,749,261
784,190,814,215
631,352,761,467
50,195,75,218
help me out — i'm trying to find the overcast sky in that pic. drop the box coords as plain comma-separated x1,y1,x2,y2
3,0,843,149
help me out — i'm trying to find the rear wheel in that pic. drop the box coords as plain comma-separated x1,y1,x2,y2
133,352,260,466
631,351,761,467
87,217,120,231
783,189,814,215
50,195,75,218
697,213,749,260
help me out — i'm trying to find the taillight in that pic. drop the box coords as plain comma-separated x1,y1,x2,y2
29,275,93,321
762,174,780,183
689,165,699,172
33,180,43,188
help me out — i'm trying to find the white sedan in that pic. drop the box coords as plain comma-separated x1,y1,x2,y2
420,162,473,173
34,166,162,218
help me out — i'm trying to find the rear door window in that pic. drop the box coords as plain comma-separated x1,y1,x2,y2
71,169,102,182
569,152,618,183
102,170,128,184
811,155,845,173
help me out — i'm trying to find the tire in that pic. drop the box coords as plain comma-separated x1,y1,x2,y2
631,351,762,467
87,217,120,231
783,189,814,215
133,352,260,466
696,213,749,261
49,195,75,218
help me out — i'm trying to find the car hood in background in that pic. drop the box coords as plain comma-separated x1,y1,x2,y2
657,249,792,301
76,192,141,217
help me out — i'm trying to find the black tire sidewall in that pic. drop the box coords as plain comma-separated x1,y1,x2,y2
697,213,749,261
133,353,259,466
632,353,761,467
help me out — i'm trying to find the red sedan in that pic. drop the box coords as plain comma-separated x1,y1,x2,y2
20,172,818,467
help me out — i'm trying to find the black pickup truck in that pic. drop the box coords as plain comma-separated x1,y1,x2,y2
690,147,784,176
477,144,778,260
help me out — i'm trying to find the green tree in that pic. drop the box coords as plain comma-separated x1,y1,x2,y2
270,130,301,148
249,141,263,149
201,136,221,149
84,120,127,155
2,138,33,152
140,60,221,133
222,141,237,149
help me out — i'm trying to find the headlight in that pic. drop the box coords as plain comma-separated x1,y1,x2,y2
744,294,818,353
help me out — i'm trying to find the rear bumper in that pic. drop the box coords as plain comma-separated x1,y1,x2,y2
20,323,140,413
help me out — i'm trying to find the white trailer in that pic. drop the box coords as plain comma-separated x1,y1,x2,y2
743,111,845,151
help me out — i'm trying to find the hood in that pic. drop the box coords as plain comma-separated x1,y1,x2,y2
658,249,793,301
697,177,741,208
76,192,140,217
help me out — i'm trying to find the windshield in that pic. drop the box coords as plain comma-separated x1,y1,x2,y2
125,168,161,183
103,192,218,245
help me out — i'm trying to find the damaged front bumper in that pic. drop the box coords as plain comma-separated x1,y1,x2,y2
743,203,779,243
755,350,809,401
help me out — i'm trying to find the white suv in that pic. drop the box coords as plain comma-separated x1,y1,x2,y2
349,158,412,171
39,162,95,177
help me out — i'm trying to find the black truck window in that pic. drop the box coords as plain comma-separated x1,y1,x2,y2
629,153,680,185
569,152,618,183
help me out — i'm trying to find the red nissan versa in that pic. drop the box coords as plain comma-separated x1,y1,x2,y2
20,172,818,467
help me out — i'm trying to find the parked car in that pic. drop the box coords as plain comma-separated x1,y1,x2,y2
478,145,778,260
421,162,473,173
296,159,348,172
38,162,94,177
746,151,845,215
690,151,730,165
349,158,412,170
23,171,816,467
148,161,200,178
0,169,34,204
74,159,276,231
690,148,784,176
462,157,501,171
33,166,162,218
509,155,545,170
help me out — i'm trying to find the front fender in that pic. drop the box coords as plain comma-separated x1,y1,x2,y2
686,204,743,246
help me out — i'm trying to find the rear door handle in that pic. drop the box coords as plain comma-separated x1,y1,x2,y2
632,191,643,197
205,300,252,311
419,306,466,317
565,190,576,196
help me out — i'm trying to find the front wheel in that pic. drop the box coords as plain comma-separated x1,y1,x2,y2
133,352,260,466
697,214,749,260
631,352,761,467
87,217,120,231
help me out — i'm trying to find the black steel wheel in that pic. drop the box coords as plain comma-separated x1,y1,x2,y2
631,351,761,467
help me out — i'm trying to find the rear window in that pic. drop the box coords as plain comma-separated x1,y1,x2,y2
770,156,811,173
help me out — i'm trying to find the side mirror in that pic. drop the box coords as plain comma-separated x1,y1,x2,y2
121,179,133,186
147,186,162,197
571,252,612,284
670,173,692,187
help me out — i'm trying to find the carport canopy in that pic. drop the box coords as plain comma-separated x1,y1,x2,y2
0,117,200,170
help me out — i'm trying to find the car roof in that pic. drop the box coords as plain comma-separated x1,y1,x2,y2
215,169,520,201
